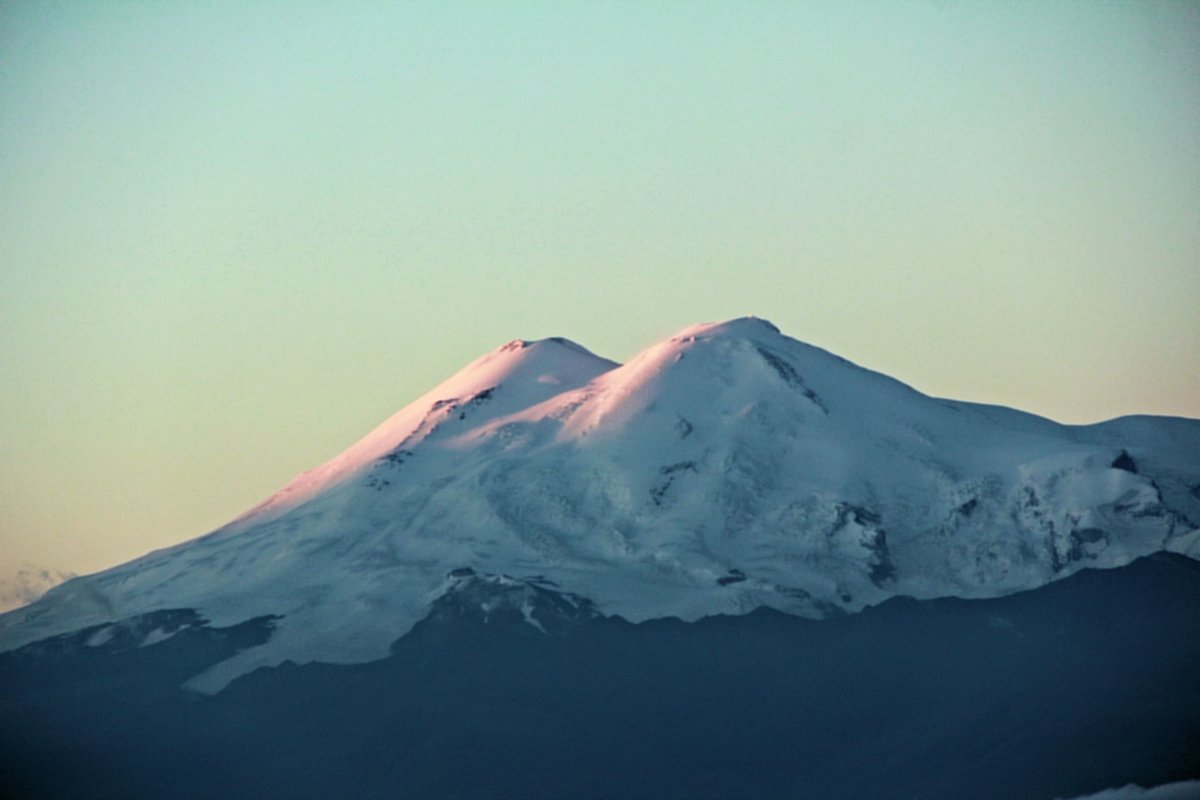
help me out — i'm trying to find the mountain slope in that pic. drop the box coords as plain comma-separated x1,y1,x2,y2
1,317,1197,691
3,554,1198,800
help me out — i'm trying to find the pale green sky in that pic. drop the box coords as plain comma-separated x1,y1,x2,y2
2,1,1198,579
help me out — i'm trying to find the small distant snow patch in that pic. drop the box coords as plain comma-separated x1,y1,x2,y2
86,625,115,647
1055,781,1200,800
139,626,186,648
520,602,547,633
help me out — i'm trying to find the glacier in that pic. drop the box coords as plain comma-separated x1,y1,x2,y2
2,316,1197,692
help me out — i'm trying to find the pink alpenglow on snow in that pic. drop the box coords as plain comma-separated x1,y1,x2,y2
1,318,1197,694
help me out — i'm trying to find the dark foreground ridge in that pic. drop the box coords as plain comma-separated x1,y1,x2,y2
3,554,1199,800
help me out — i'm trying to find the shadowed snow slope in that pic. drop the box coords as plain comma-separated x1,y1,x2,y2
2,317,1198,691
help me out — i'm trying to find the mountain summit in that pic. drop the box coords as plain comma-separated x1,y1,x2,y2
3,318,1198,691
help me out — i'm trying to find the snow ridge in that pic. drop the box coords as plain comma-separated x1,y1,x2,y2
2,317,1198,692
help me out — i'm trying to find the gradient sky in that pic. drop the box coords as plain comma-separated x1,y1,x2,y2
2,1,1198,581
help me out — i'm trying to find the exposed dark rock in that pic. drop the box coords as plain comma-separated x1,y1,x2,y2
651,462,698,506
423,572,598,638
1111,450,1139,473
717,569,746,586
867,530,896,585
754,346,829,413
1068,527,1110,562
830,503,894,586
379,448,414,466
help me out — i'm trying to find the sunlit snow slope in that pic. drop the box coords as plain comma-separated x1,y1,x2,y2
3,317,1198,691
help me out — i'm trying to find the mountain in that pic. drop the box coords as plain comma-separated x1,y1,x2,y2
2,317,1198,694
3,317,1200,799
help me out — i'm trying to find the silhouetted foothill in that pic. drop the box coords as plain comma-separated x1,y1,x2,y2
2,555,1198,800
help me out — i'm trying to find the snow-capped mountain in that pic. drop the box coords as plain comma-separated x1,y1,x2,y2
2,317,1198,692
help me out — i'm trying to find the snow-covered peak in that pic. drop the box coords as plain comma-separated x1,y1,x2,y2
2,317,1197,692
226,334,618,529
671,315,782,341
547,317,823,438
